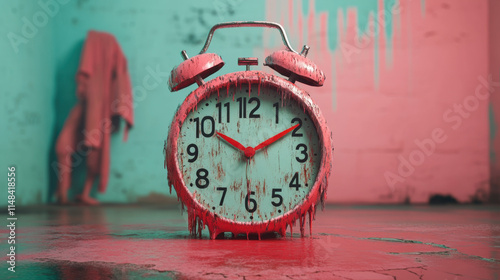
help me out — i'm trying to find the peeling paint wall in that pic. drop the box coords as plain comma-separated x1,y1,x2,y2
0,0,494,205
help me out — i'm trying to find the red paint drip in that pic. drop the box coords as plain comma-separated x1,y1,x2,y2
308,206,313,236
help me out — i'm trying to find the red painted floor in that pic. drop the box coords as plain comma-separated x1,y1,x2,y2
2,205,499,279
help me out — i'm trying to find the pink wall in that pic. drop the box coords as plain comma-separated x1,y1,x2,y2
265,0,490,203
489,0,500,202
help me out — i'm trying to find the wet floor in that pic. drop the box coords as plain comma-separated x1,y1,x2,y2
1,205,499,279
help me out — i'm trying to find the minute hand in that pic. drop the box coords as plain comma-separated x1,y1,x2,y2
254,124,300,151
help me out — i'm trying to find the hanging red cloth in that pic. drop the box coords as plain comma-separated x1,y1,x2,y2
55,30,133,204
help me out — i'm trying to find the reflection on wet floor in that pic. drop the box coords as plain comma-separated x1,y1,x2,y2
1,205,499,279
1,260,176,280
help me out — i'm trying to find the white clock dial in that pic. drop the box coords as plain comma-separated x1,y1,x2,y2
176,84,321,223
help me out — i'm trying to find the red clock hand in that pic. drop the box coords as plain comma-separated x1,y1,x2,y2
254,124,300,151
216,132,246,152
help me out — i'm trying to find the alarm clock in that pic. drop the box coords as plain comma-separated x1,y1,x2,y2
165,21,333,239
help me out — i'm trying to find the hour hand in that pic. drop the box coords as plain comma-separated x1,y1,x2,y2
216,132,246,152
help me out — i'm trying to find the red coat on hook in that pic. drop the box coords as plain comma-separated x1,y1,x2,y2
55,30,134,205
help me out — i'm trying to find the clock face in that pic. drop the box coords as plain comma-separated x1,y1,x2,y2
176,83,321,223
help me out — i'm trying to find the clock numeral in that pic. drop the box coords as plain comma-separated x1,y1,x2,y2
217,187,227,206
295,144,308,163
245,191,257,213
216,102,230,123
187,144,198,162
236,97,247,118
194,116,215,138
248,97,260,118
236,97,261,119
273,102,279,124
289,172,301,191
195,168,209,189
271,188,283,207
291,118,303,137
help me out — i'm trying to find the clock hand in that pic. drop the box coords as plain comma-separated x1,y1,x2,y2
254,124,300,151
216,132,246,152
216,132,258,159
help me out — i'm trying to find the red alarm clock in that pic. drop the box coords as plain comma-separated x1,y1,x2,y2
165,21,332,239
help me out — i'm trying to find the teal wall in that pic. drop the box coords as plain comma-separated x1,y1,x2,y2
53,0,269,203
0,1,56,205
0,1,55,205
2,0,269,205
